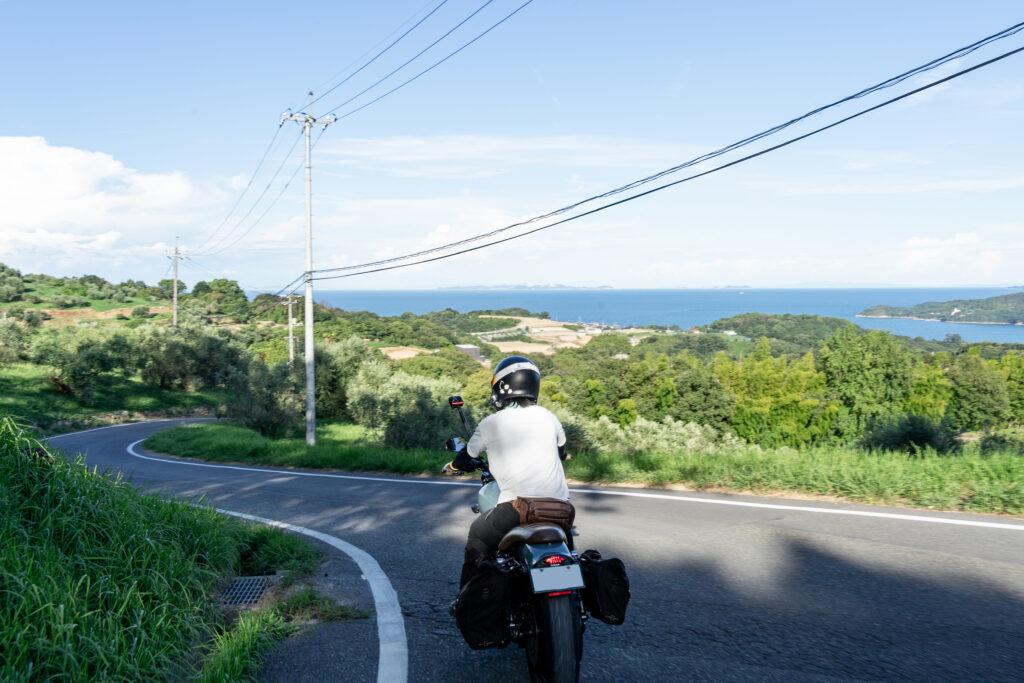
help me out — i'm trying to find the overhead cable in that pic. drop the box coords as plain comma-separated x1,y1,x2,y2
325,0,533,119
194,129,304,256
311,43,1024,281
309,0,452,110
312,20,1024,276
191,125,286,253
203,128,329,258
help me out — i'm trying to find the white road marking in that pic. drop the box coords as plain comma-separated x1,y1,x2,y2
44,418,216,440
567,488,1024,532
122,440,1024,533
118,439,407,682
216,509,408,683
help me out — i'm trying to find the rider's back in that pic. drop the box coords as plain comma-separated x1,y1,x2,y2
468,404,568,504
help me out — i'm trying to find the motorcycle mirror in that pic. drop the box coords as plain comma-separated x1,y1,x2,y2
448,396,464,408
445,436,466,452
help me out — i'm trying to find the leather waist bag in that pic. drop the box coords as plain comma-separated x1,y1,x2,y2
512,497,575,534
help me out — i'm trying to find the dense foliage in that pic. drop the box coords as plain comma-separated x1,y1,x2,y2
3,269,1023,451
0,417,318,680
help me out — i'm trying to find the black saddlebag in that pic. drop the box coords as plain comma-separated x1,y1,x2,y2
579,549,630,625
453,559,510,649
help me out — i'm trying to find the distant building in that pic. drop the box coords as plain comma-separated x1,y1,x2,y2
722,330,738,336
688,328,702,335
612,353,630,360
454,344,483,361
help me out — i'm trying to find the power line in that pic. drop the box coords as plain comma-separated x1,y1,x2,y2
311,20,1024,276
309,0,452,110
194,129,304,256
324,0,532,119
183,256,262,294
192,1,530,262
305,0,446,105
191,125,286,254
202,128,328,258
310,43,1024,282
270,273,307,299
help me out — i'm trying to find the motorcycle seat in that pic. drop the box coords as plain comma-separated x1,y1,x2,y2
498,524,567,551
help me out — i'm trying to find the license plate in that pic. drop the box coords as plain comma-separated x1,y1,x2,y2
530,564,585,593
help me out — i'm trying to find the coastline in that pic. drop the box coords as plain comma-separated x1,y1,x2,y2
856,314,1024,326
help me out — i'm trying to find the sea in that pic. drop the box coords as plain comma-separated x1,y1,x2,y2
311,288,1024,344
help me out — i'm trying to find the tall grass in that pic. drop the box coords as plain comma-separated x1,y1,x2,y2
0,417,321,681
198,610,294,683
147,422,1024,516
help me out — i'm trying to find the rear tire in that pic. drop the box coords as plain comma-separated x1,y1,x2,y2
525,594,582,683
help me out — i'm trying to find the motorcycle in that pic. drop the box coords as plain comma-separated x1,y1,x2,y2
444,396,586,683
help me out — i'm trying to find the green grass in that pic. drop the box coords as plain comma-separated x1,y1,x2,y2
198,609,294,683
147,421,1024,516
0,362,225,429
146,420,441,473
564,446,1024,515
0,416,328,681
198,586,367,683
276,586,370,622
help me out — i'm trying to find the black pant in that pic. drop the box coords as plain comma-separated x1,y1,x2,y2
465,501,521,557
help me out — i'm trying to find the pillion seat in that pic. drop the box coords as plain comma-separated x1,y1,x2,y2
498,524,567,551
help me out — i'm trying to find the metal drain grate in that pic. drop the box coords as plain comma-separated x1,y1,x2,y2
220,576,272,606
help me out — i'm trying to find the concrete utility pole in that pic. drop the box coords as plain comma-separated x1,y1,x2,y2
167,237,180,327
280,93,336,446
279,294,299,363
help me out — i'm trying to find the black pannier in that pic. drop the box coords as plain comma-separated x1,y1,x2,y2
453,559,510,649
579,549,630,625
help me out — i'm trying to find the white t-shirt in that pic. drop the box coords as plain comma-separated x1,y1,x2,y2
467,405,569,504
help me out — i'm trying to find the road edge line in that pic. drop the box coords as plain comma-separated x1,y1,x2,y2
215,509,408,683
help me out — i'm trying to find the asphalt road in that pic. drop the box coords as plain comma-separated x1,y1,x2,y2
50,420,1024,682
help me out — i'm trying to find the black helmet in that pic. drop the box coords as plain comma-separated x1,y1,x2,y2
490,356,541,409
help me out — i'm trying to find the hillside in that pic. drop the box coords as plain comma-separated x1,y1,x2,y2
858,292,1024,325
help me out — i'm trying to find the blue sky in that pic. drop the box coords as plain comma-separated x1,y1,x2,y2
1,1,1022,291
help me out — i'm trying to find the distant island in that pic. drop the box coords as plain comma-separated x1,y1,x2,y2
858,292,1024,325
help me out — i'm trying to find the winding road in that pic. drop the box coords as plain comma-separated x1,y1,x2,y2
50,419,1024,682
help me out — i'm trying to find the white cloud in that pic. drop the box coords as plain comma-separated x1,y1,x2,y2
0,137,197,233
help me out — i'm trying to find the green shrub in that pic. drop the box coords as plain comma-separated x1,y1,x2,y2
225,358,303,438
347,360,463,448
131,305,150,318
315,336,378,419
978,432,1024,456
549,405,741,456
861,414,960,455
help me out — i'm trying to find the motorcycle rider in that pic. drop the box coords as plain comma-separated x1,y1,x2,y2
445,356,573,586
